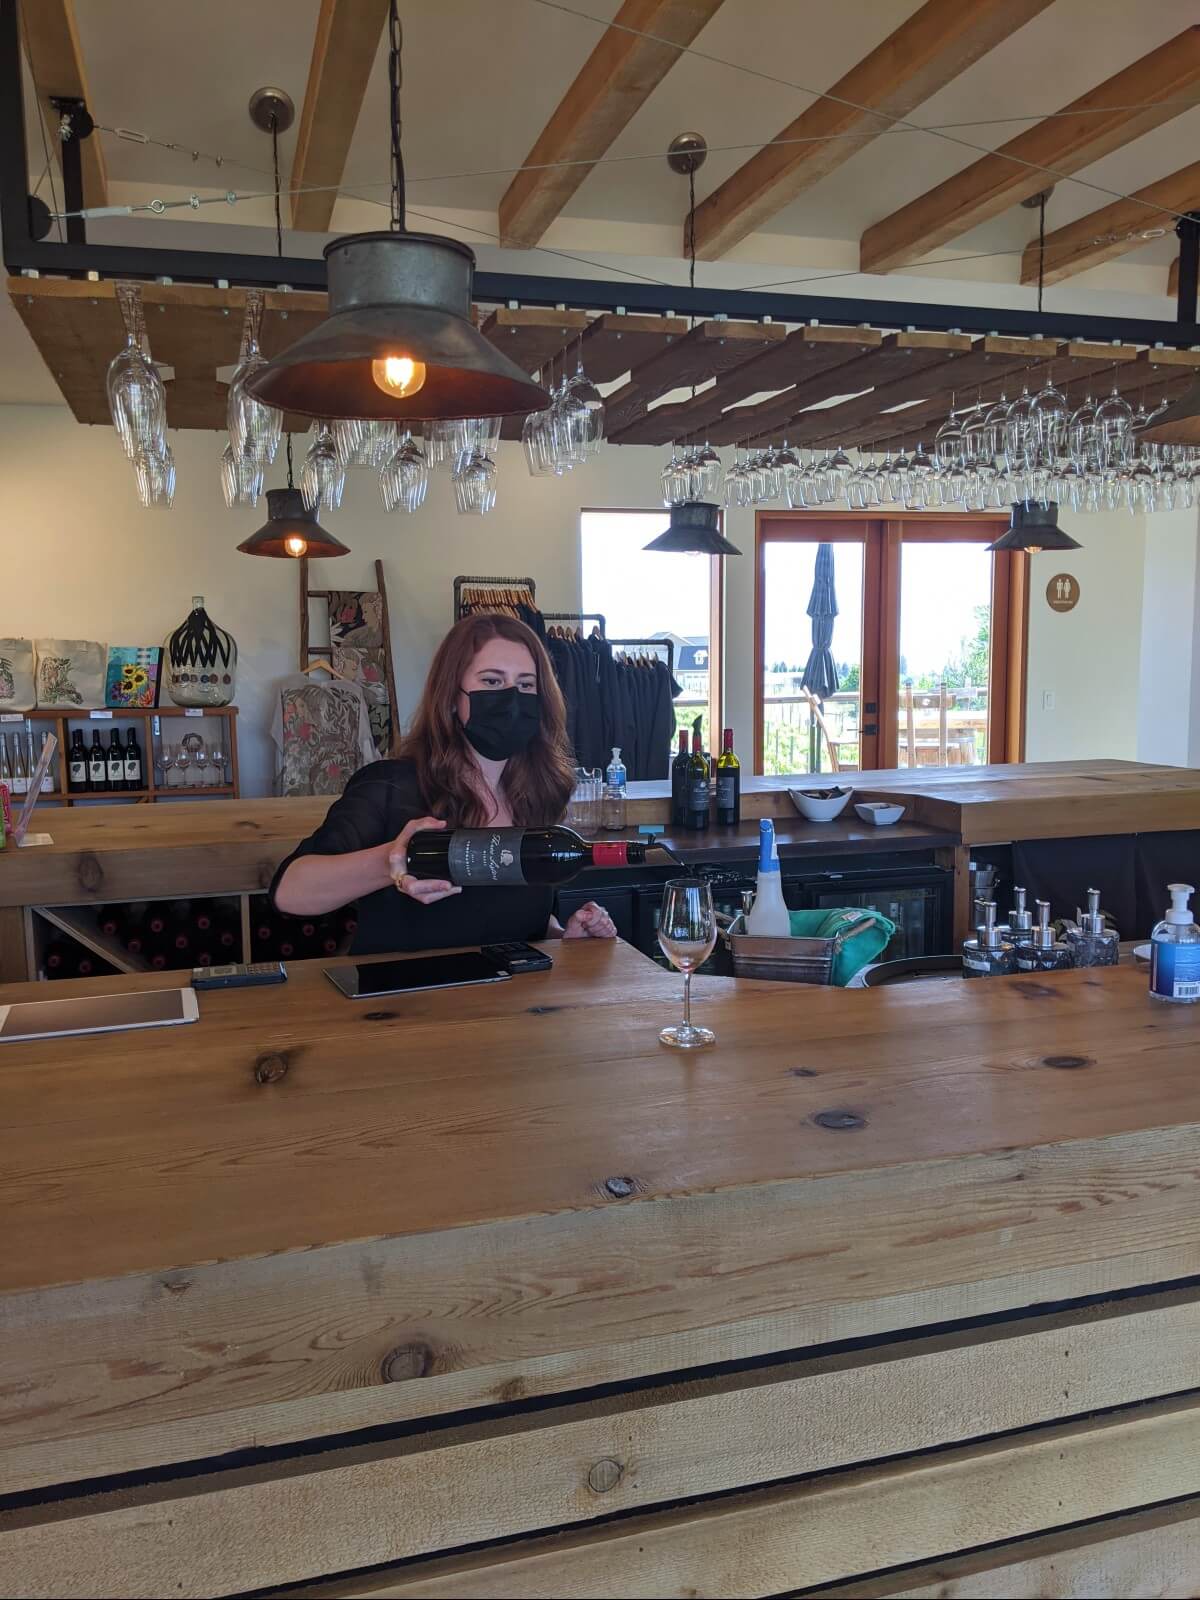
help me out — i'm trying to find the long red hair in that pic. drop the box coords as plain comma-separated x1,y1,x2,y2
398,614,574,827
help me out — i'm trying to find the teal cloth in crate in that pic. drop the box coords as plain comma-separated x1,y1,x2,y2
786,908,896,986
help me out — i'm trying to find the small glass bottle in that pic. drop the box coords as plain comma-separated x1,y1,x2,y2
962,900,1016,978
1015,899,1073,973
1150,883,1200,1005
602,747,627,830
1064,888,1120,968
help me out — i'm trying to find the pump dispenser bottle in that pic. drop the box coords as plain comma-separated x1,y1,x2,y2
1065,888,1119,968
962,901,1016,978
1150,883,1200,1004
1015,900,1073,973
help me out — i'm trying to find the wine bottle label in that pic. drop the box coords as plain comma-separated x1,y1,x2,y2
689,778,711,812
124,759,141,782
447,829,527,886
716,774,737,809
591,842,629,868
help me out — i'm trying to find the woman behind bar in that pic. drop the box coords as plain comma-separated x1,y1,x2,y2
272,614,617,953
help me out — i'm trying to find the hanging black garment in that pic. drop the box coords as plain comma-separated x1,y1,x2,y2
646,661,681,780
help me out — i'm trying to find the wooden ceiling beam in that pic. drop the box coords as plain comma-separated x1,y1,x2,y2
290,0,391,233
479,307,590,379
18,0,108,208
692,0,1053,261
861,27,1200,275
577,313,689,382
605,320,784,439
498,0,727,248
1019,163,1200,286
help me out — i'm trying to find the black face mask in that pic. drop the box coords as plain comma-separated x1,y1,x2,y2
461,687,541,761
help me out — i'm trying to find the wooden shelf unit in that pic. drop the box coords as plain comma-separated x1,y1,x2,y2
7,706,240,805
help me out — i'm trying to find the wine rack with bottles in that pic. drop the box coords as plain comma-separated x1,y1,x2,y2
30,893,357,981
5,707,239,805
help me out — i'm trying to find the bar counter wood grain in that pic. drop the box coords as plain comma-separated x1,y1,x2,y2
2,942,1200,1595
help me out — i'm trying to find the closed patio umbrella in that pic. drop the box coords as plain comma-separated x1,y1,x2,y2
800,543,839,702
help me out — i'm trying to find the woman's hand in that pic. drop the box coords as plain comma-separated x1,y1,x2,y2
387,816,462,905
562,901,617,940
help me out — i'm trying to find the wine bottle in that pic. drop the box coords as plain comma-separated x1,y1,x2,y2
670,729,690,829
107,729,125,793
68,729,88,794
36,731,53,793
88,730,108,793
98,905,121,938
0,733,10,797
124,726,143,791
715,728,741,826
685,729,710,832
10,732,28,798
43,939,68,977
405,825,650,888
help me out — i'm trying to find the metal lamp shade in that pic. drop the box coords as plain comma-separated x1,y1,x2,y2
1140,380,1200,446
244,232,550,421
645,501,741,556
237,488,350,559
987,501,1080,554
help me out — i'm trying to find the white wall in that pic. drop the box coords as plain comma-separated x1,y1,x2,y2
1023,511,1148,764
0,404,1194,790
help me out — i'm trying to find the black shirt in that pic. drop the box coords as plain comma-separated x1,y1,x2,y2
270,759,555,956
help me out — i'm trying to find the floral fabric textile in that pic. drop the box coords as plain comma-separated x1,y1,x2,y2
0,639,36,712
34,639,107,709
270,674,377,798
331,645,392,756
327,591,384,649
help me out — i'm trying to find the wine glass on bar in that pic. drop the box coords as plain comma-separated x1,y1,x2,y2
657,877,717,1050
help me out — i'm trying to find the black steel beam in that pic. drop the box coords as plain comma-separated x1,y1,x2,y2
1177,212,1200,328
3,0,1200,351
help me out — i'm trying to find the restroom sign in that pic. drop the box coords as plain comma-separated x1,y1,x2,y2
1046,574,1080,613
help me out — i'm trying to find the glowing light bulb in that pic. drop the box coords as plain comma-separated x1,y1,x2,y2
284,535,308,558
371,354,426,398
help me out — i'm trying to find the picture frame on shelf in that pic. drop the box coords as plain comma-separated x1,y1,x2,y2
105,647,163,709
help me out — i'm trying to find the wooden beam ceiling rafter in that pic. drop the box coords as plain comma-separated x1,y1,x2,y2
1019,163,1200,287
498,0,727,248
290,0,391,234
861,27,1200,275
479,307,591,379
692,0,1054,261
576,312,690,382
17,0,108,209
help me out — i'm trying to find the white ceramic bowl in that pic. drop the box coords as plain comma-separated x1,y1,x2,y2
789,786,852,822
854,801,906,827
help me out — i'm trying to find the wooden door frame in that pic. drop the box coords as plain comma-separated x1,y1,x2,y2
754,510,1026,775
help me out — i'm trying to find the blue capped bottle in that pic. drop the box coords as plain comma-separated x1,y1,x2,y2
1150,883,1200,1005
745,818,791,937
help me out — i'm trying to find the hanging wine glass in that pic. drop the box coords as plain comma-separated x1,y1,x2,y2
300,422,345,511
380,431,429,513
227,289,281,467
220,439,264,509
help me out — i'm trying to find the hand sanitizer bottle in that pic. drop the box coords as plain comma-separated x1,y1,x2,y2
1150,883,1200,1004
746,818,791,938
605,747,626,792
601,747,627,830
962,900,1016,978
1007,886,1033,942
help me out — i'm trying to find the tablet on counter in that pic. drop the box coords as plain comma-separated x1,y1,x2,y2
325,952,511,999
0,987,199,1043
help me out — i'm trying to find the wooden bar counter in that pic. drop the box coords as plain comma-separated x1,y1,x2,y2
2,940,1200,1597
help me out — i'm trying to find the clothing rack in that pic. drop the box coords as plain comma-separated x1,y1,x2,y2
454,574,536,620
543,611,607,638
611,636,674,679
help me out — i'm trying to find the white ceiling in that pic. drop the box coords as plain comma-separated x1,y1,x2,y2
4,0,1196,410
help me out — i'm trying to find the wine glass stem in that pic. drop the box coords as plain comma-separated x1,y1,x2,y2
683,969,692,1030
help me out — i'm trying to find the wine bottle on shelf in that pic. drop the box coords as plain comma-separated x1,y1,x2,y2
43,939,69,977
193,948,214,968
88,731,108,793
715,728,741,827
670,729,690,829
106,729,125,793
685,728,710,833
124,726,143,791
8,732,27,797
97,905,122,938
31,730,52,794
67,729,88,794
405,825,651,888
0,733,10,797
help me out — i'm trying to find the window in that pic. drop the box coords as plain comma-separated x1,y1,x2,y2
755,512,1026,776
580,509,722,748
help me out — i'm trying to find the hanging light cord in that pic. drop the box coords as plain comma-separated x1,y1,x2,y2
271,116,283,258
1037,191,1046,315
286,432,294,490
387,0,406,231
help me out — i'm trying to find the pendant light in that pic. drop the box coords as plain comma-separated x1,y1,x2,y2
645,500,742,556
238,436,349,558
246,0,548,423
986,501,1080,554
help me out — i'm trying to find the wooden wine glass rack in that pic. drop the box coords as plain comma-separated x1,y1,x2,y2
9,706,240,805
